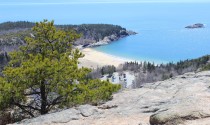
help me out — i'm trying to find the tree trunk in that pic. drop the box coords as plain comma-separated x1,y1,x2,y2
40,81,47,115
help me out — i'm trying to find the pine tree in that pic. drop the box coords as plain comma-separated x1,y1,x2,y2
0,20,120,117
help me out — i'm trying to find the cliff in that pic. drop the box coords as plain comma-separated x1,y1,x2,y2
11,71,210,125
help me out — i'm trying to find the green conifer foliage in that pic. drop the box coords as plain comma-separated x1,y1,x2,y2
0,20,120,117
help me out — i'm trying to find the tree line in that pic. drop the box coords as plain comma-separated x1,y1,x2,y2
88,55,210,88
0,21,128,49
126,56,210,87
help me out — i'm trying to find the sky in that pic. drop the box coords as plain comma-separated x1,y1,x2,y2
0,0,210,5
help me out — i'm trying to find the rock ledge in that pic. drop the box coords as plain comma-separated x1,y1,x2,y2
12,71,210,125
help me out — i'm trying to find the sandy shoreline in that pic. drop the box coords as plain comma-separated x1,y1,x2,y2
79,48,134,69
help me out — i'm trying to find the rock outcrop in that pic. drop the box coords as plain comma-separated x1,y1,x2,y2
0,51,9,73
11,71,210,125
87,30,137,47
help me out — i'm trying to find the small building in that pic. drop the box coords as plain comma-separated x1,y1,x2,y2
100,71,136,89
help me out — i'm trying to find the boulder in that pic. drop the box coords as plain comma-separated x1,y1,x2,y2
77,104,103,117
149,71,210,125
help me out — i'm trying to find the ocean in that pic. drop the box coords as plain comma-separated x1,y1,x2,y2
1,2,210,63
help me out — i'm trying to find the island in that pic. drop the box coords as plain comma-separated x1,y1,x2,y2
185,23,205,29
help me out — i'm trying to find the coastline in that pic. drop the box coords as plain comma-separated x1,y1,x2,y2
77,31,138,69
79,47,169,69
79,30,137,48
79,48,137,69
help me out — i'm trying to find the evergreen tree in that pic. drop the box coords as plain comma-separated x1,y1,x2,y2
0,20,120,117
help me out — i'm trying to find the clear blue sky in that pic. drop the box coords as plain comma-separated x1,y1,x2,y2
0,0,210,4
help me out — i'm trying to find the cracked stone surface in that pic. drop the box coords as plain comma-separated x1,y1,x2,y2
11,71,210,125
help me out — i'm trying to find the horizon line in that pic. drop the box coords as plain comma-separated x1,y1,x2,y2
0,1,210,6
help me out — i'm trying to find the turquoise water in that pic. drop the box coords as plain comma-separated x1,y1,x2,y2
1,3,210,63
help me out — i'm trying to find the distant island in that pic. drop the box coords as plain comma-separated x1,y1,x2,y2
185,23,205,29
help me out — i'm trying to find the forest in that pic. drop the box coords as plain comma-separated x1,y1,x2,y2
89,55,210,87
0,21,129,49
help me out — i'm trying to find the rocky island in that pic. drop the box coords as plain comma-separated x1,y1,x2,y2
185,23,205,29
